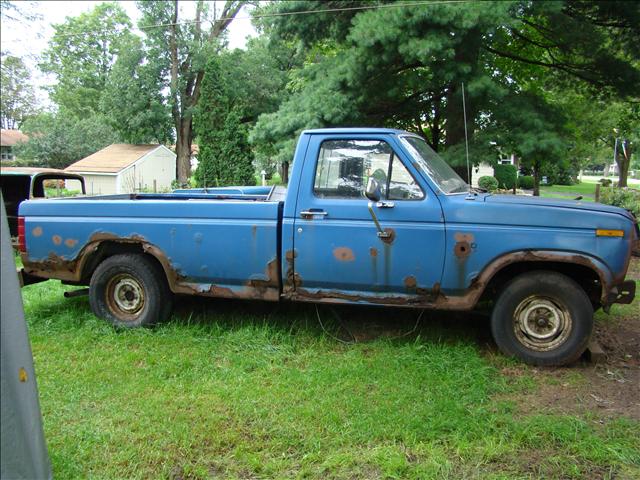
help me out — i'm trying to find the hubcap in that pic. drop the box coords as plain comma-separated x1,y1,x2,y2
106,274,145,320
513,296,572,351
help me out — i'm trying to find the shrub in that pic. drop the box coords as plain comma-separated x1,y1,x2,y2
600,178,613,187
494,164,517,189
518,175,534,189
478,176,498,192
599,187,640,217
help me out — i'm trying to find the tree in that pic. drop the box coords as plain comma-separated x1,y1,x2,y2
100,35,173,144
138,0,246,185
251,1,640,183
0,53,37,129
194,57,254,187
489,92,568,196
251,1,517,182
40,2,134,117
14,111,119,169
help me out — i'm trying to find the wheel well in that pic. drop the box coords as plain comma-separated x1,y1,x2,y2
481,261,602,308
78,241,166,285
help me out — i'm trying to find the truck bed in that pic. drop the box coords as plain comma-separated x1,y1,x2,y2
20,190,285,300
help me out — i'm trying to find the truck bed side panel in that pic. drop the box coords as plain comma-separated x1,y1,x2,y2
20,199,281,299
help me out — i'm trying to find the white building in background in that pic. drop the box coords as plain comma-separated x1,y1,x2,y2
66,144,176,195
472,154,517,187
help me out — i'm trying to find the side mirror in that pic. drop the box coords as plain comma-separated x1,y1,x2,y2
365,177,381,202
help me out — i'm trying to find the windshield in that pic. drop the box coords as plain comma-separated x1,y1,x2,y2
400,136,468,194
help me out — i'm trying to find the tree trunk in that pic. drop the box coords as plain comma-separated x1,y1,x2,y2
175,117,193,185
533,162,541,196
281,161,289,184
616,139,631,188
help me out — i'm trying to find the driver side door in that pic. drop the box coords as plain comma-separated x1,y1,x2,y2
291,134,446,302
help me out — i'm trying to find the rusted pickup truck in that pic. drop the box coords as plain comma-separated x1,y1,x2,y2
17,128,638,365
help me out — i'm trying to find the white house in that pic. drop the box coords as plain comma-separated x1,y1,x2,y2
472,154,518,187
65,144,176,195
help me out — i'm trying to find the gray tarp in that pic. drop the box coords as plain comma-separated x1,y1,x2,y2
1,194,52,480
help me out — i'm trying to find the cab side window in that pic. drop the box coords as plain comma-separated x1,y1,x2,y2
313,139,424,200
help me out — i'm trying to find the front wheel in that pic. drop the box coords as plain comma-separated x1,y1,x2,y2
491,271,593,366
89,253,173,328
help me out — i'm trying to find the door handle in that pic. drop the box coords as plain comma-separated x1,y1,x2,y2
376,201,395,208
300,210,328,219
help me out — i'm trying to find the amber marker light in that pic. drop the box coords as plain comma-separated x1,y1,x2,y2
596,229,624,237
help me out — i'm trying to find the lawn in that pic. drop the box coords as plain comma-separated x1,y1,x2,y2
21,273,640,479
539,179,639,202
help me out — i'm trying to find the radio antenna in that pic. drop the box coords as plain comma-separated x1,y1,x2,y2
461,82,472,194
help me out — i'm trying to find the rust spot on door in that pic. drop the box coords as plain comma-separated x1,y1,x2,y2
454,232,474,259
404,275,417,289
52,235,62,245
64,238,78,248
284,249,301,291
380,228,396,245
32,227,43,237
369,247,378,257
333,247,355,262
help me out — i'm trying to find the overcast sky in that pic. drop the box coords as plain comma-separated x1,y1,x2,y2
1,1,258,106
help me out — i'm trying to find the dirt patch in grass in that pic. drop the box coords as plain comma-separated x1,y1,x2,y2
496,313,640,421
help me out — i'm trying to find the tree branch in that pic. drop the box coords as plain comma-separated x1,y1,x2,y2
484,45,597,85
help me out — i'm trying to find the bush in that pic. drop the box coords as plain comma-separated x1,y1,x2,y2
599,187,640,217
478,176,498,192
494,164,517,189
600,178,613,187
518,175,534,189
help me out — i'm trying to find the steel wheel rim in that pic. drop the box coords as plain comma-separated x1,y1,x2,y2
106,274,145,321
513,295,572,351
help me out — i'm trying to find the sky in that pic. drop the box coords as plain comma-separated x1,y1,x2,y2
1,1,259,106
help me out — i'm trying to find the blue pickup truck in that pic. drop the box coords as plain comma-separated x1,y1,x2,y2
17,128,637,365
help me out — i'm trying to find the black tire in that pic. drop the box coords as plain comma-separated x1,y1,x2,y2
89,253,173,328
491,271,593,366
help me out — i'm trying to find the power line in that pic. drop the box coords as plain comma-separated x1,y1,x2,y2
1,0,474,44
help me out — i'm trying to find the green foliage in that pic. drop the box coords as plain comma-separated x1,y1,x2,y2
40,2,134,117
494,164,517,190
100,35,172,144
194,58,254,187
0,53,37,129
518,176,534,190
478,176,498,192
600,178,613,187
545,163,577,186
599,187,640,217
251,0,515,167
14,111,119,169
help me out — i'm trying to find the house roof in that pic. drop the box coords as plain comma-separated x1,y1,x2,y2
1,129,28,147
65,144,165,174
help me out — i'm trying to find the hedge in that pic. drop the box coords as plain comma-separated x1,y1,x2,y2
478,176,498,192
494,164,517,189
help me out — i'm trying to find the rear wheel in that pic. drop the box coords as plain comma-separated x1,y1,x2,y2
89,253,173,328
491,271,593,366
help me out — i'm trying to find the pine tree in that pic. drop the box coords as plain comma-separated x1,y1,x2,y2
195,59,255,187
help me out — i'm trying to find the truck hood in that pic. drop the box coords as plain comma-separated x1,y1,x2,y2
484,194,635,220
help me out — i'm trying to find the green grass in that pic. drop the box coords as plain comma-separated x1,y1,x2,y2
21,280,640,479
540,179,639,202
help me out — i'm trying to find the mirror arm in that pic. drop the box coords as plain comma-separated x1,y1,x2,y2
368,201,392,239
